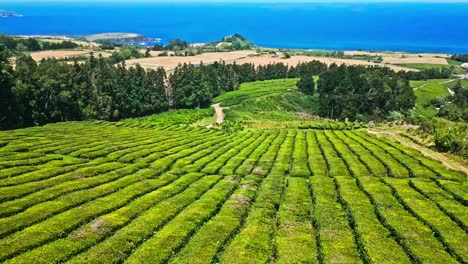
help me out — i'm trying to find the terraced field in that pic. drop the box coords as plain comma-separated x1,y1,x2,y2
0,121,466,263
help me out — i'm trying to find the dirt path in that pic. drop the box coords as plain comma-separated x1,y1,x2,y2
413,79,456,93
439,79,456,96
212,103,225,124
413,83,428,91
439,79,456,84
368,129,468,175
447,88,455,96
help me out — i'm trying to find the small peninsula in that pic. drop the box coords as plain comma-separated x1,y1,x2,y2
0,10,22,17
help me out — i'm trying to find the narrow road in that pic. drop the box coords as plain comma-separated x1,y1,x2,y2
212,103,224,124
413,83,428,91
439,79,455,84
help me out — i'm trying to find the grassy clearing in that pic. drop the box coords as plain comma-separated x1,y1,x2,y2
410,79,452,107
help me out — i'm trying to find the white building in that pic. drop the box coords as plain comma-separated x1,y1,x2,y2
461,63,468,70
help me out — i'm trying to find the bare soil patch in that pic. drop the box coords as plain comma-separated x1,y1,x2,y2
71,174,85,179
212,103,225,124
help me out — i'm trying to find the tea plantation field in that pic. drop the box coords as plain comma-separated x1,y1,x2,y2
0,121,466,263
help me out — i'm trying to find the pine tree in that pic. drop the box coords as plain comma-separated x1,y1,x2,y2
297,74,315,95
0,45,17,129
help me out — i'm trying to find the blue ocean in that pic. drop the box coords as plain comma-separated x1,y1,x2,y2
1,2,468,53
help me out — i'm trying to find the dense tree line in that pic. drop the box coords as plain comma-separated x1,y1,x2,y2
0,34,80,52
297,74,315,95
108,46,145,63
0,35,41,51
2,38,421,129
2,44,329,129
1,50,168,129
316,64,415,120
399,66,455,80
450,54,468,63
164,39,189,51
41,41,79,50
169,60,328,108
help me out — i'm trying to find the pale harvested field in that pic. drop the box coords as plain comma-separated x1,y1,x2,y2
126,51,415,72
30,50,112,61
30,50,91,61
138,50,176,57
382,57,449,65
231,55,416,72
345,50,449,58
344,50,450,65
344,50,384,56
126,50,257,70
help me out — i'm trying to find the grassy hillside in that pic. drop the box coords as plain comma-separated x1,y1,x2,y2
411,78,467,108
411,79,452,107
214,78,299,106
213,78,351,129
213,34,256,50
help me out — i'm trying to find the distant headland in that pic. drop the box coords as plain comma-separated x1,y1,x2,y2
80,33,160,46
0,10,22,18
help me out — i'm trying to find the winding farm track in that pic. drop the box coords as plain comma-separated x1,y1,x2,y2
0,122,466,263
413,83,428,91
212,103,225,124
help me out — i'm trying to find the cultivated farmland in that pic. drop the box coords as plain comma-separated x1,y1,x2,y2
0,120,466,263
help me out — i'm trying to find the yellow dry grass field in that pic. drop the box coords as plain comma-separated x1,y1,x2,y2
29,50,112,61
126,51,415,72
30,50,91,61
126,50,257,70
344,50,450,65
138,50,176,57
382,57,448,65
344,50,449,57
233,55,415,71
